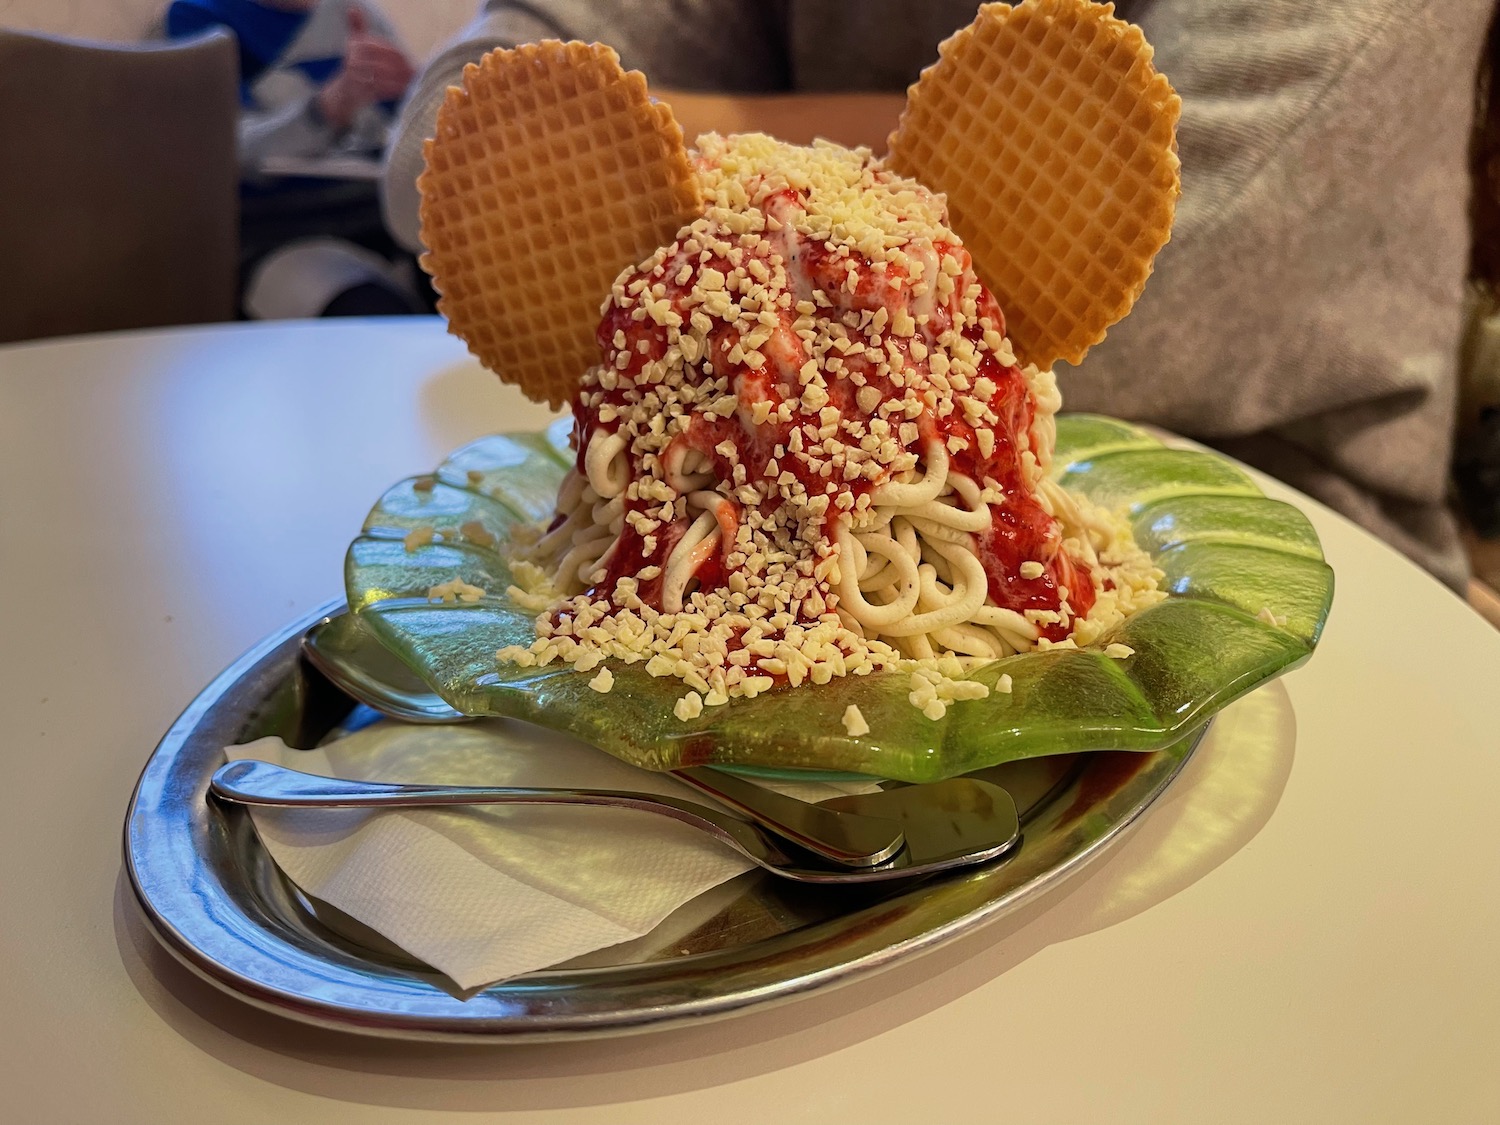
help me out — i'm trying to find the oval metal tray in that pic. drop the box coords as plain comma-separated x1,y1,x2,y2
123,601,1204,1042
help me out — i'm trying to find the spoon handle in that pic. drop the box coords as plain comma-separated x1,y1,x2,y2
210,759,789,868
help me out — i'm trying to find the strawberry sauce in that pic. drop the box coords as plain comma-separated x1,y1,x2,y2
571,161,1092,641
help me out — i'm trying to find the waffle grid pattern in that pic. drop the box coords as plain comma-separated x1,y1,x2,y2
418,41,701,408
888,0,1181,371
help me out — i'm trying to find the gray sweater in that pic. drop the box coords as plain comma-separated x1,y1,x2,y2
383,0,1490,589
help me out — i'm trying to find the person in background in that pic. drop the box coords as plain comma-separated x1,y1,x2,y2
381,0,1490,592
168,0,427,317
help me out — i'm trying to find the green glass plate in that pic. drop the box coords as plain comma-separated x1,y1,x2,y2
345,415,1333,782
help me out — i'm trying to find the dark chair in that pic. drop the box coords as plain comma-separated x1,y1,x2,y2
0,28,238,344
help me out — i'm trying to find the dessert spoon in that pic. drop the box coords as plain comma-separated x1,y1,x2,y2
211,759,1020,884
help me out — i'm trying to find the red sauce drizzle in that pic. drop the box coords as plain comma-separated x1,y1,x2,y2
571,175,1093,642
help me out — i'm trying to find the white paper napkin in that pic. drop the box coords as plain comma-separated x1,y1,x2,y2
226,719,876,991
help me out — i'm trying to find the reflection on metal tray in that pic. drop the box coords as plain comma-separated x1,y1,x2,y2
124,601,1204,1042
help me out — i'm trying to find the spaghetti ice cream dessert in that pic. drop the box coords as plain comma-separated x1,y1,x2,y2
502,134,1162,725
415,2,1183,737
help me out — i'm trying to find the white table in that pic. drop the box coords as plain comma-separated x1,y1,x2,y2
2,319,1497,1124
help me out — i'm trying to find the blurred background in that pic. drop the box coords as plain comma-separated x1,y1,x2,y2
0,0,474,331
2,0,1498,624
0,0,469,50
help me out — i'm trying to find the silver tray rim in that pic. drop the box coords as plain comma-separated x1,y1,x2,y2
123,599,1203,1043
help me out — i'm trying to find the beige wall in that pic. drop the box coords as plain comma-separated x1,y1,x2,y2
0,0,474,62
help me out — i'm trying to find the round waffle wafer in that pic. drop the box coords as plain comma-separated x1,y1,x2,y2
418,41,701,408
887,0,1180,370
